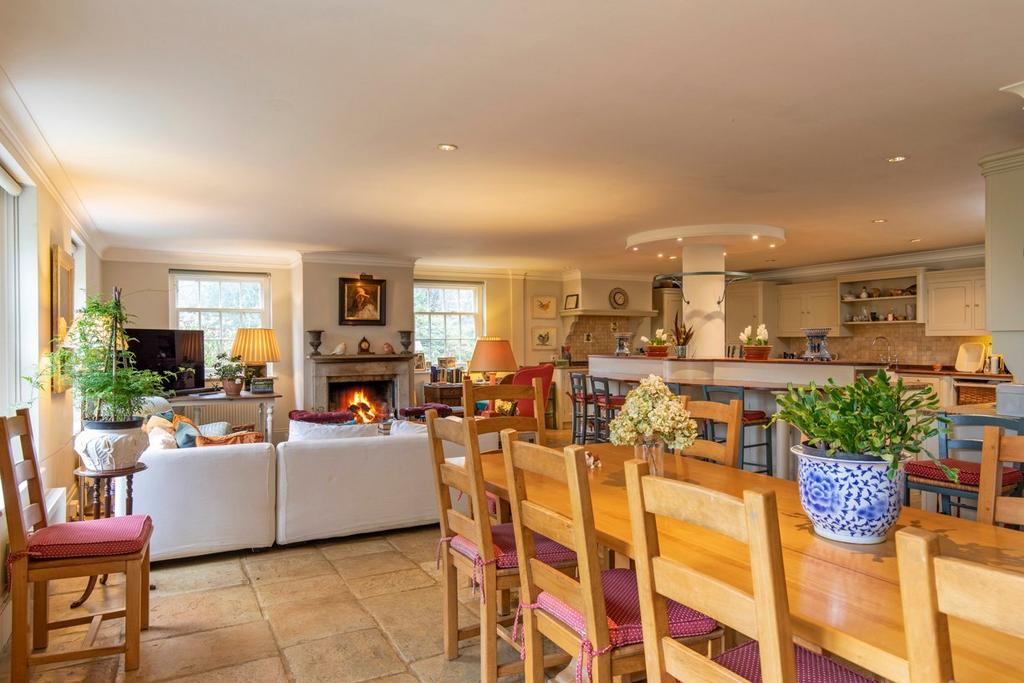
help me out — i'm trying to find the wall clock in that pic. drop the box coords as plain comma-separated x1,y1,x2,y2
608,288,629,309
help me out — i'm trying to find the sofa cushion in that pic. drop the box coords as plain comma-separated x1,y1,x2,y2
174,420,201,448
148,426,178,450
288,420,379,441
390,420,428,436
197,431,264,446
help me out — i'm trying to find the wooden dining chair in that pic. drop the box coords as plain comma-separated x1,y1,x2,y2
500,431,722,683
0,408,152,682
463,376,547,445
897,526,1024,682
425,409,574,682
978,426,1024,527
680,398,743,468
625,458,874,683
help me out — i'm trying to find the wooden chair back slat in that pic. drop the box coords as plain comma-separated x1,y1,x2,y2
472,416,543,436
445,510,477,540
530,559,586,613
464,377,547,446
626,459,796,682
978,427,1024,526
439,463,471,493
0,409,49,555
897,527,1024,683
500,430,611,653
683,399,742,468
467,384,537,401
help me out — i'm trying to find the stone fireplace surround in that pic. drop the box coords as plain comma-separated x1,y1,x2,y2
309,354,415,413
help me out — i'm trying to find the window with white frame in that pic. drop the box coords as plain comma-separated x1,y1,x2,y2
170,271,271,377
0,184,18,413
413,281,483,364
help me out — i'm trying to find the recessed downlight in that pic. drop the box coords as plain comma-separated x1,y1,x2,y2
669,255,677,260
437,143,459,152
872,218,888,223
887,155,907,163
676,237,683,242
910,238,922,243
769,243,776,248
631,246,639,252
657,253,664,258
722,251,727,256
752,234,759,240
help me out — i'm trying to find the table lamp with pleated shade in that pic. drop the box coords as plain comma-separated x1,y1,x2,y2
231,328,281,379
468,337,517,382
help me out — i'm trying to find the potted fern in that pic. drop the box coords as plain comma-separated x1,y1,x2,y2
770,370,951,544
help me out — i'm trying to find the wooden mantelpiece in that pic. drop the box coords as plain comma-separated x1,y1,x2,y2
308,354,413,363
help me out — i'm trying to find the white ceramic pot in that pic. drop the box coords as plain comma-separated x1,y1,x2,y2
75,419,148,471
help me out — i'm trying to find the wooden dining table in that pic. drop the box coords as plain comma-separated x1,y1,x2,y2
478,443,1024,683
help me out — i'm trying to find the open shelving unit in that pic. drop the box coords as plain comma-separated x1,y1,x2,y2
837,268,924,326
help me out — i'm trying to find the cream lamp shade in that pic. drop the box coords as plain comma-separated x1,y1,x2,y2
468,337,517,373
231,328,281,365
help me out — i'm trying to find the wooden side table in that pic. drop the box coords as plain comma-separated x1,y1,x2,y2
71,462,148,608
423,382,464,407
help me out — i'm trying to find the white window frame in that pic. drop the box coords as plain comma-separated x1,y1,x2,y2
169,271,272,378
0,187,20,413
413,280,484,364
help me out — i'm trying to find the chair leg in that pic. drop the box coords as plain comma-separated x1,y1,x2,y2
904,482,911,506
480,567,498,683
32,580,48,651
764,424,774,476
940,495,952,516
442,553,459,660
11,562,29,683
142,546,151,630
125,559,142,671
499,587,511,617
523,610,545,682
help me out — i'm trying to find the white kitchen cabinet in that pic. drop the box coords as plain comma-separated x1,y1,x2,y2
775,281,840,337
725,281,778,348
925,268,987,336
652,287,683,332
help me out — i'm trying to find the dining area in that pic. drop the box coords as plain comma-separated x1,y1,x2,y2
426,372,1024,683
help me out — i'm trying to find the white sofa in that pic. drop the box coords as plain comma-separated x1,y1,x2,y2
115,442,277,561
275,430,498,545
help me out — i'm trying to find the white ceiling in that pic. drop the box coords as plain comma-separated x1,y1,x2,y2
1,1,1022,273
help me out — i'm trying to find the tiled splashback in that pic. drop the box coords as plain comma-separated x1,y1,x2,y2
778,324,990,366
565,315,628,360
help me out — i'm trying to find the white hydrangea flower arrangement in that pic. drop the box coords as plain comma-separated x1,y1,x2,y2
739,323,770,346
639,328,675,347
609,375,699,450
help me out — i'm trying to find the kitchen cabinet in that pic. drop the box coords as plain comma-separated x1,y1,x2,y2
775,281,841,337
652,287,683,332
725,281,777,348
925,268,987,336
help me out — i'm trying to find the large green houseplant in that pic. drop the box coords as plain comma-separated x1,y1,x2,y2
770,369,951,544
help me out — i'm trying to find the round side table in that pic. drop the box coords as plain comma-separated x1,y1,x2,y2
71,462,148,608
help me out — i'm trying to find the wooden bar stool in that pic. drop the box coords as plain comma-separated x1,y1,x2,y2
0,408,152,682
590,376,626,442
702,385,774,474
567,372,595,445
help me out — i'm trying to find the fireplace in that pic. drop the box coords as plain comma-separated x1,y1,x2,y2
329,379,395,423
308,353,415,418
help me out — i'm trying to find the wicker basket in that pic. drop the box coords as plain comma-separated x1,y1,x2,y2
957,384,997,405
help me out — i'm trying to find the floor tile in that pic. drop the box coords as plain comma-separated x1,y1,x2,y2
161,656,286,682
129,620,278,682
318,537,394,560
30,656,120,682
241,546,335,586
253,572,352,608
331,551,417,580
386,528,441,563
282,629,407,683
364,675,419,683
143,586,262,642
345,568,436,599
264,594,376,648
149,556,249,596
361,585,476,663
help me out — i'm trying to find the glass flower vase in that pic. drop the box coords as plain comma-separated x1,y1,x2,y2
634,438,666,476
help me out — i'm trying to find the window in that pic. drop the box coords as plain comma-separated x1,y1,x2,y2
413,282,483,364
0,185,18,412
170,271,271,376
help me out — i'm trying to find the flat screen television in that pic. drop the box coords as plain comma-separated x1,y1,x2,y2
126,328,205,391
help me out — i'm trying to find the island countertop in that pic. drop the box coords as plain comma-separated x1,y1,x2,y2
587,355,885,368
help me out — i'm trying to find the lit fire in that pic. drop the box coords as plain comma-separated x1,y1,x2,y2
344,388,379,423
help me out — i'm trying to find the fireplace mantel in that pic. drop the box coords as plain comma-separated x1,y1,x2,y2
307,354,415,412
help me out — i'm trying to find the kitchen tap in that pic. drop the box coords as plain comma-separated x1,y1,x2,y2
872,336,897,368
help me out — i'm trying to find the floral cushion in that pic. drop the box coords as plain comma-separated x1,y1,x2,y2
449,522,575,569
536,568,717,648
905,458,1023,487
27,515,152,560
714,640,873,683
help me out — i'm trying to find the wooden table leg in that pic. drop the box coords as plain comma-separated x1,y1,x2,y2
126,474,134,515
91,478,101,520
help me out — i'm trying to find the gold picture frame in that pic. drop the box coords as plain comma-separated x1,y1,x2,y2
50,245,75,393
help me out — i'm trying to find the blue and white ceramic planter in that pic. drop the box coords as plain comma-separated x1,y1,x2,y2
792,444,906,545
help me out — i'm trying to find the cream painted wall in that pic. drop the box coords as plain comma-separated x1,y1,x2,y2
101,260,298,441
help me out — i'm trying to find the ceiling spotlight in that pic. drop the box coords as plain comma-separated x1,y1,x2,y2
631,246,639,252
887,155,907,163
910,238,922,243
437,143,459,152
752,234,759,240
676,237,683,242
872,218,888,223
657,253,664,258
765,258,777,263
669,255,677,260
722,251,727,256
769,243,776,248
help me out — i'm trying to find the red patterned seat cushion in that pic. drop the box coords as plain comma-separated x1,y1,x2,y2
449,522,576,569
595,395,626,407
743,410,769,422
27,515,152,560
536,568,718,648
714,640,873,683
904,458,1023,488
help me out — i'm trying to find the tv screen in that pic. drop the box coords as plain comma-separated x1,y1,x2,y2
126,328,205,391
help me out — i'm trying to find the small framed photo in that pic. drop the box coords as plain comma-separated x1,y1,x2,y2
413,352,426,370
563,293,579,311
532,326,558,350
532,295,557,319
339,277,386,326
437,356,458,369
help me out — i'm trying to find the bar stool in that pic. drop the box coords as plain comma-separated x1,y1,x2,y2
702,385,773,474
567,372,595,445
590,376,626,442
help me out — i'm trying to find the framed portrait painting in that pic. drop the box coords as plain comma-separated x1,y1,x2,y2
339,277,387,326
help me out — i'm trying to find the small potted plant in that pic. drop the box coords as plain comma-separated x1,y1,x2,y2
213,352,247,397
672,312,695,359
610,375,698,472
770,370,952,544
640,328,675,358
739,323,771,360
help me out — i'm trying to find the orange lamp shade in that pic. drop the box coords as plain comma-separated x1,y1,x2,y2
231,328,281,365
468,338,517,373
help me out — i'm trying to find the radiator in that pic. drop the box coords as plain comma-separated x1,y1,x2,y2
175,401,264,432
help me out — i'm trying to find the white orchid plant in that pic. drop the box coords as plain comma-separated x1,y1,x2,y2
739,323,770,346
640,328,675,347
609,375,699,450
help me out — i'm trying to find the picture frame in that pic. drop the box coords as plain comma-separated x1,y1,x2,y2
339,277,386,326
50,245,75,393
563,293,579,311
413,352,426,370
531,295,557,319
531,326,557,350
